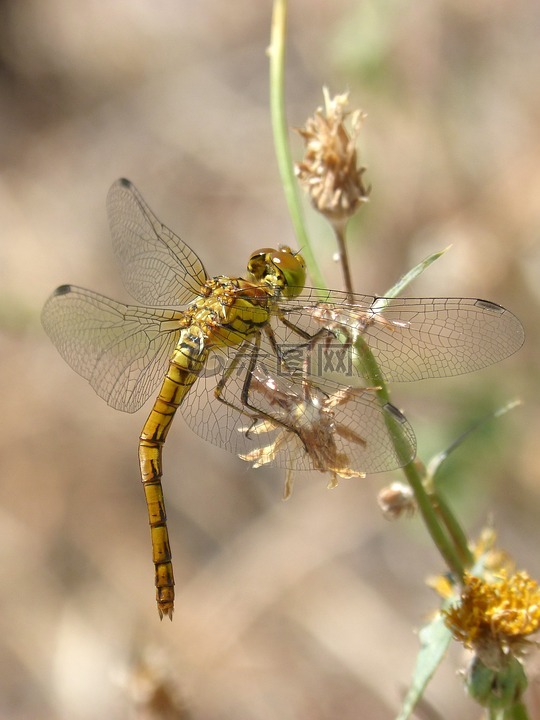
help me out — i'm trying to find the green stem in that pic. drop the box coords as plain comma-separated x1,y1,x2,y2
269,0,326,292
504,702,530,720
353,335,465,578
432,492,474,568
402,461,465,578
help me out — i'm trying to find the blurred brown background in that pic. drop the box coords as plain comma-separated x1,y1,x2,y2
1,1,539,718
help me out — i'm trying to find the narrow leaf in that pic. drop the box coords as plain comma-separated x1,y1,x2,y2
426,398,523,480
396,613,452,720
379,246,451,303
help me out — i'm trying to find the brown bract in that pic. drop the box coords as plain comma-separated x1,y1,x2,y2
238,375,367,499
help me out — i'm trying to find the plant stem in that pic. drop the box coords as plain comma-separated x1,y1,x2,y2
332,219,355,301
269,0,467,582
432,492,474,568
353,335,466,578
402,462,465,578
269,0,326,292
505,702,530,720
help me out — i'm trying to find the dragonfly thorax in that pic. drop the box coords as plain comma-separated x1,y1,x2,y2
185,275,272,350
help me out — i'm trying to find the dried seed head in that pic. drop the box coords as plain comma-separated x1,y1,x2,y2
296,88,370,222
377,482,416,520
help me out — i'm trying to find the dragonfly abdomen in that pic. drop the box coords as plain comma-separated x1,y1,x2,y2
139,330,210,619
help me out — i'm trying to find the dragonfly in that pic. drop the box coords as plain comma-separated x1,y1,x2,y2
42,178,524,619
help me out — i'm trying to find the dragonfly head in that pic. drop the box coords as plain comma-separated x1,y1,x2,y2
247,246,306,298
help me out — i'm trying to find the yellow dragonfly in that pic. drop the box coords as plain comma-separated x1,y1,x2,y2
42,179,524,619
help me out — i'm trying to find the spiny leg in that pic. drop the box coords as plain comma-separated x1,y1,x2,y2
270,312,350,378
214,337,308,450
276,311,337,344
214,338,275,424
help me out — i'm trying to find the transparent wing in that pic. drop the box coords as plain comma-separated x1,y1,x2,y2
179,344,416,475
106,178,208,306
272,289,525,382
42,285,182,413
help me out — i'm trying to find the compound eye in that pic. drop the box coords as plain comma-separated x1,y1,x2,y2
247,246,306,297
272,249,306,298
247,248,276,279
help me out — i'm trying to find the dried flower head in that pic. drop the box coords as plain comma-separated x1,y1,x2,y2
296,88,369,222
443,570,540,670
377,481,416,520
238,373,367,499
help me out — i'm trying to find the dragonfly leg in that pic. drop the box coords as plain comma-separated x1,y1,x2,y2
214,340,267,423
214,337,309,451
268,315,347,375
277,312,338,345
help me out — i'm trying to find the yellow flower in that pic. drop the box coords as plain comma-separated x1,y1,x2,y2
443,570,540,669
428,529,514,605
472,527,515,579
295,88,369,222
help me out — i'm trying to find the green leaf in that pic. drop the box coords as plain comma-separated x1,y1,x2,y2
381,246,450,301
396,613,452,720
426,398,523,480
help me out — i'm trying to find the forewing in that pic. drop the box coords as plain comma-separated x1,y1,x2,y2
42,285,181,413
179,345,416,475
361,296,524,381
275,289,525,382
107,178,208,306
